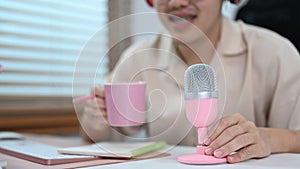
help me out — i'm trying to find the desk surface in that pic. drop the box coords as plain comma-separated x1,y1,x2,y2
81,146,300,169
1,134,300,169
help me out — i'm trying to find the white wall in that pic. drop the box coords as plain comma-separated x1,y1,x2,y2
222,0,249,19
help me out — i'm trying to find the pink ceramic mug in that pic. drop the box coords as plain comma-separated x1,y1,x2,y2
104,82,146,126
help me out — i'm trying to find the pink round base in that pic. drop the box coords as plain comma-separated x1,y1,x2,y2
178,153,227,164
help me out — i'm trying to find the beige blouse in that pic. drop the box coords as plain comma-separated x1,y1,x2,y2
79,17,300,145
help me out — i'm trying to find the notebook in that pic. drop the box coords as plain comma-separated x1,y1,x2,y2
58,141,167,158
0,140,97,165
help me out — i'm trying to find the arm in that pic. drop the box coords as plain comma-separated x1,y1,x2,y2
259,127,300,154
79,41,148,142
203,29,300,163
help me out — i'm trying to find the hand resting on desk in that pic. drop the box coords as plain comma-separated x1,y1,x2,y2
204,113,300,163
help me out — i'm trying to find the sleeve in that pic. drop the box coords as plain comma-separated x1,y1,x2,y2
268,39,300,130
109,43,145,83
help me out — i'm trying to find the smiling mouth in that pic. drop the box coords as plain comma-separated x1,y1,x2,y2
168,14,197,30
169,15,197,23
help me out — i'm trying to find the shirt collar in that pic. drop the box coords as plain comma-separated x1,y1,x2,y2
217,17,247,56
153,33,176,69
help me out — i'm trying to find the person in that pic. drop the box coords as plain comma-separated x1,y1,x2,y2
79,0,300,163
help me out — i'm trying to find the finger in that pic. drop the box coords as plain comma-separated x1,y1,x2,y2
95,98,106,109
227,145,257,163
205,114,246,145
85,98,99,108
205,124,248,155
212,133,255,158
99,108,107,118
91,86,105,98
94,98,107,118
85,99,107,118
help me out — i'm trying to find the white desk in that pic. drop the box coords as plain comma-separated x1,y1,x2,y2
81,146,300,169
1,135,299,169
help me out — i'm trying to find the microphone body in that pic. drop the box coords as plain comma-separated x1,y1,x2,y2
184,64,219,145
185,98,217,144
178,64,226,164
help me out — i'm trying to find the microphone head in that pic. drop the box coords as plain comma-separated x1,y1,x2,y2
184,64,218,99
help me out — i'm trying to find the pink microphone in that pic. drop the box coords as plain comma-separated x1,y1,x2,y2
177,64,226,164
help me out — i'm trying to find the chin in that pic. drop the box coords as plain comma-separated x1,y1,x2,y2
170,27,205,45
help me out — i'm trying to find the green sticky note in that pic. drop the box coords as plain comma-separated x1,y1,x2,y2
130,141,167,158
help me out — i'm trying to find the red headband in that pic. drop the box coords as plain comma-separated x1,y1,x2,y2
230,0,241,4
146,0,154,7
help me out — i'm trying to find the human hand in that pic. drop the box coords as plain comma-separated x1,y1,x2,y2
91,86,107,119
79,86,112,142
204,113,271,163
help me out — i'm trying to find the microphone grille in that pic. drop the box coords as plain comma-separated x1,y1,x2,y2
184,64,218,94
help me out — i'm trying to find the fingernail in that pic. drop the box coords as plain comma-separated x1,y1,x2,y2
214,150,223,157
203,138,210,145
205,147,213,155
227,155,234,162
